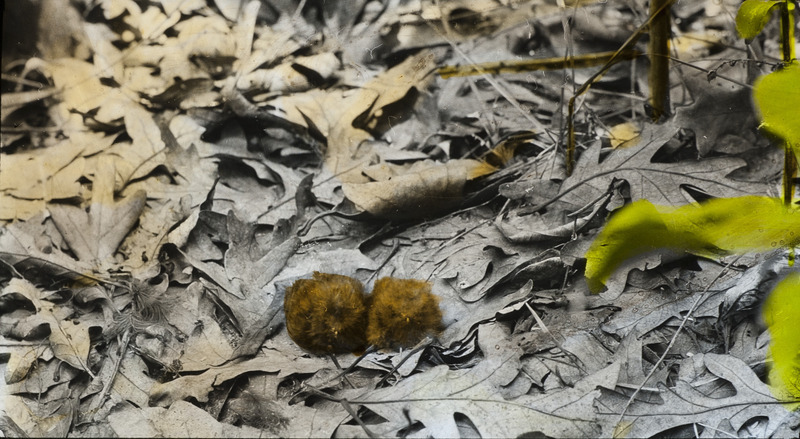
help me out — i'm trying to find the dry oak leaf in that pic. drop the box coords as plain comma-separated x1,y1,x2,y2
342,158,494,218
600,353,795,438
107,400,262,438
359,356,617,437
148,351,320,407
558,123,768,210
673,71,758,156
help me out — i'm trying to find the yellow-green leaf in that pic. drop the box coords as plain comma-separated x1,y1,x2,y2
762,271,800,407
754,63,800,162
736,0,782,40
585,196,800,292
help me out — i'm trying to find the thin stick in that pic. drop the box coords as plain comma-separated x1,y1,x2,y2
340,399,378,438
329,354,357,389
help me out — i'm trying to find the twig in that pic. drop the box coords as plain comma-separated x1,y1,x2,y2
526,300,588,375
88,328,132,422
339,399,378,439
431,0,548,135
374,340,433,389
329,354,357,389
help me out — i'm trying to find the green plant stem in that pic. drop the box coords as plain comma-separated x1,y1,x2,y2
564,0,674,175
779,1,797,207
648,0,672,121
779,1,796,62
784,143,798,205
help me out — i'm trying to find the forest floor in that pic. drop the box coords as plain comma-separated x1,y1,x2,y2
1,0,799,437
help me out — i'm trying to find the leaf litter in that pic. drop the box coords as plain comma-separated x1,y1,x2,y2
1,0,797,438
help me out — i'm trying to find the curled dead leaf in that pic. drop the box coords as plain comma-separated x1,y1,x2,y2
341,159,494,218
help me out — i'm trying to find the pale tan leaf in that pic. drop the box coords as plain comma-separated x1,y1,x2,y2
99,0,138,20
162,282,233,371
267,51,435,181
2,395,71,437
240,25,301,75
0,132,116,221
45,58,115,114
606,121,642,149
159,0,206,15
49,156,146,265
341,159,488,218
120,102,167,181
213,0,246,21
124,5,181,40
149,351,320,407
236,52,341,93
2,279,91,372
108,400,263,438
174,15,236,57
84,23,125,82
4,345,51,384
0,141,85,200
232,0,261,63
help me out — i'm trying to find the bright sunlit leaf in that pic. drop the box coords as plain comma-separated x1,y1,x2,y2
754,63,800,161
585,196,800,292
762,271,800,407
736,0,782,40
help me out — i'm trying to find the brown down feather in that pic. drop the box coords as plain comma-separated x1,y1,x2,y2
366,277,444,350
283,272,368,355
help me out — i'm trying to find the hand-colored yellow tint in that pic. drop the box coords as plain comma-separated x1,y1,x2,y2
762,272,800,407
754,62,800,162
585,196,800,292
736,0,782,40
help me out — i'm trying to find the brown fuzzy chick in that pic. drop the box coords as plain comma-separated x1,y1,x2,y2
284,272,368,355
366,277,444,350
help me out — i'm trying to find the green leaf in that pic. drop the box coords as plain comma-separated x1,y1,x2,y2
736,0,782,40
754,63,800,161
585,196,800,292
762,271,800,407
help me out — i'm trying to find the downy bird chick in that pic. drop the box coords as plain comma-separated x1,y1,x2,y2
366,277,443,350
284,272,368,355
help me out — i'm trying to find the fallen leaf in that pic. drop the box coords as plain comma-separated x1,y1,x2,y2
108,400,263,438
599,353,794,437
236,52,341,93
268,51,435,181
585,196,800,292
49,156,146,267
557,123,768,211
606,121,641,149
357,352,617,437
0,132,115,221
162,282,233,371
148,351,320,407
341,159,492,218
673,71,758,156
1,279,91,372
